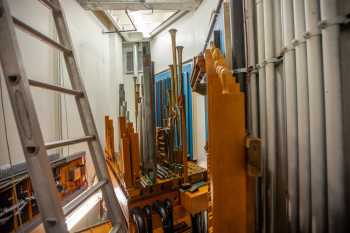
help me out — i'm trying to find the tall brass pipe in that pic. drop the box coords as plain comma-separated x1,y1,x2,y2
168,64,175,108
169,29,178,105
177,46,184,95
177,45,188,180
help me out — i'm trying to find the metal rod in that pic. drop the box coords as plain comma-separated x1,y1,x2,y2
12,17,72,54
63,180,106,216
28,79,83,96
304,0,327,231
320,0,345,232
45,136,95,150
293,0,311,232
125,10,137,31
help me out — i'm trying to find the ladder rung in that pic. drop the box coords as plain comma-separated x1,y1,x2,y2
38,0,61,13
63,180,107,216
45,136,95,150
12,17,72,54
28,79,83,96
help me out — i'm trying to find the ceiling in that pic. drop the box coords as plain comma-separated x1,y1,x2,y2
77,0,203,40
77,0,202,11
108,10,177,38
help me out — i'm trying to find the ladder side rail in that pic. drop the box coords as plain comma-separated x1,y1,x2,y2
0,1,68,232
50,0,127,230
38,0,61,13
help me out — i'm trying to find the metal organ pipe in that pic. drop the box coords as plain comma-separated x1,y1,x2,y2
320,0,345,232
263,0,277,231
304,0,327,232
244,0,260,231
293,0,311,232
255,0,267,231
245,0,258,137
282,0,299,232
273,0,289,232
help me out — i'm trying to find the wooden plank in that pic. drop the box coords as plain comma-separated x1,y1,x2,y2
119,117,127,137
120,137,133,188
205,47,247,233
181,185,209,214
130,132,141,185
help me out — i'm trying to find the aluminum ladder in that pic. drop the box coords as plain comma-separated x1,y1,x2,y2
0,0,127,232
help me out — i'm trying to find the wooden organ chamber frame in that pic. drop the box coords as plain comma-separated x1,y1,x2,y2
191,45,250,233
103,36,253,233
103,34,209,232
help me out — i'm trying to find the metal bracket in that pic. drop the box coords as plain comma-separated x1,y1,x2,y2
303,31,321,40
245,136,262,177
319,13,350,29
254,56,283,72
232,67,248,75
265,57,283,66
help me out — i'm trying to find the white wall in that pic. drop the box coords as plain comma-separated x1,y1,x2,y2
0,0,124,180
150,0,219,164
0,0,59,166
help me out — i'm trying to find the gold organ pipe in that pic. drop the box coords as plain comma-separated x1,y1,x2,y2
169,64,175,108
177,46,184,96
177,45,188,180
169,29,178,105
